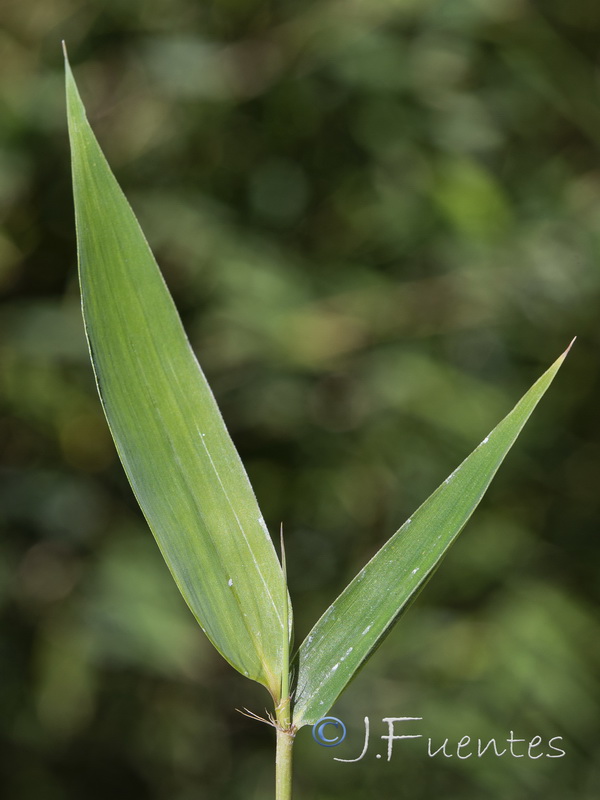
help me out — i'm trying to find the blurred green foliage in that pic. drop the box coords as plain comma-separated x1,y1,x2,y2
1,0,599,798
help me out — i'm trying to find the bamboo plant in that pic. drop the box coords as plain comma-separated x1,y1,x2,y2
64,48,572,799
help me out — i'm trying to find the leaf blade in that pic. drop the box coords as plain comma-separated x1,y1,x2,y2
65,55,287,696
292,344,572,726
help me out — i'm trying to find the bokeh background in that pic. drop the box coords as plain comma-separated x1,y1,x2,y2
1,0,599,798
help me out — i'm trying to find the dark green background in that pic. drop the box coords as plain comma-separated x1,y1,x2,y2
1,1,599,798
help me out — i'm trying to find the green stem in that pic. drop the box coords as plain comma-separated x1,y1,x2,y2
276,526,294,799
275,723,295,800
275,679,294,800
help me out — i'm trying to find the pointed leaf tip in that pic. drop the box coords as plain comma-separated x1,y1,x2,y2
552,337,576,370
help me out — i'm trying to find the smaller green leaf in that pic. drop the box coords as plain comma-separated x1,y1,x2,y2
292,343,573,727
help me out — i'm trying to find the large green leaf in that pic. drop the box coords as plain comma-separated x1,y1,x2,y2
65,53,287,698
292,344,572,726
